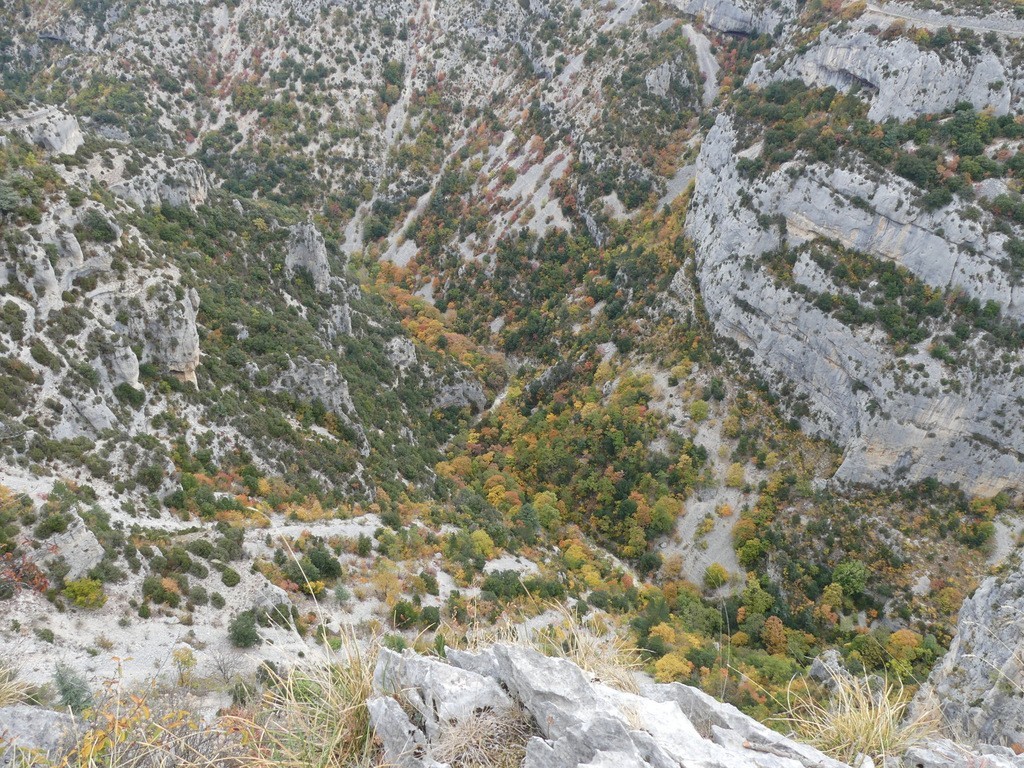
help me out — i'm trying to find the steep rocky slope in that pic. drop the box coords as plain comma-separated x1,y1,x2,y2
0,106,474,506
1,0,1024,748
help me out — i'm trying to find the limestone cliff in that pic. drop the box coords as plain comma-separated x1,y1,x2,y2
920,557,1024,746
749,25,1017,122
679,116,1024,495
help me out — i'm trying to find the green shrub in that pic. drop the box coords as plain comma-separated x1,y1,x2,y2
34,627,55,644
33,513,70,539
62,578,106,609
30,342,61,371
221,567,241,587
141,574,180,608
690,400,710,422
228,610,261,648
481,570,526,600
54,662,92,714
419,606,441,630
356,534,372,557
391,600,418,629
74,209,118,243
113,383,145,407
703,563,728,590
419,570,439,596
307,546,342,579
833,560,868,596
185,539,215,559
136,464,164,492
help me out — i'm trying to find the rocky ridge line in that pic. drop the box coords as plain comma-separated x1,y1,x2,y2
367,643,1024,768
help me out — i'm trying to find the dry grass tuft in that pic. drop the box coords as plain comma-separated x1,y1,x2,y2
430,705,534,768
227,629,378,768
0,657,30,707
777,668,940,763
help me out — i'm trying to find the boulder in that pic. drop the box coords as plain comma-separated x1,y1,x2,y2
0,705,79,767
447,644,841,767
374,648,514,739
35,513,104,581
367,644,1019,768
901,739,1024,768
366,697,441,768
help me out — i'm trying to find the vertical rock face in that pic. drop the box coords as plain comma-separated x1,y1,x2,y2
136,282,202,385
100,345,141,390
748,29,1014,122
680,115,1024,496
285,222,333,293
920,560,1024,746
0,107,85,155
667,0,796,35
432,370,487,413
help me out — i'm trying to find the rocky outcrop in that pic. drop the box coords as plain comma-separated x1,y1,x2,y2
678,115,1024,495
0,107,84,156
136,283,202,385
432,370,487,413
269,358,370,456
748,27,1014,122
369,644,1020,768
285,222,333,293
109,157,210,210
33,513,105,581
919,559,1024,746
668,0,796,35
386,337,418,372
0,706,79,768
99,345,141,390
369,643,850,768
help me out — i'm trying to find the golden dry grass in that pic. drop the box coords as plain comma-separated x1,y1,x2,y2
0,657,30,707
777,669,940,763
226,629,379,768
430,704,534,768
